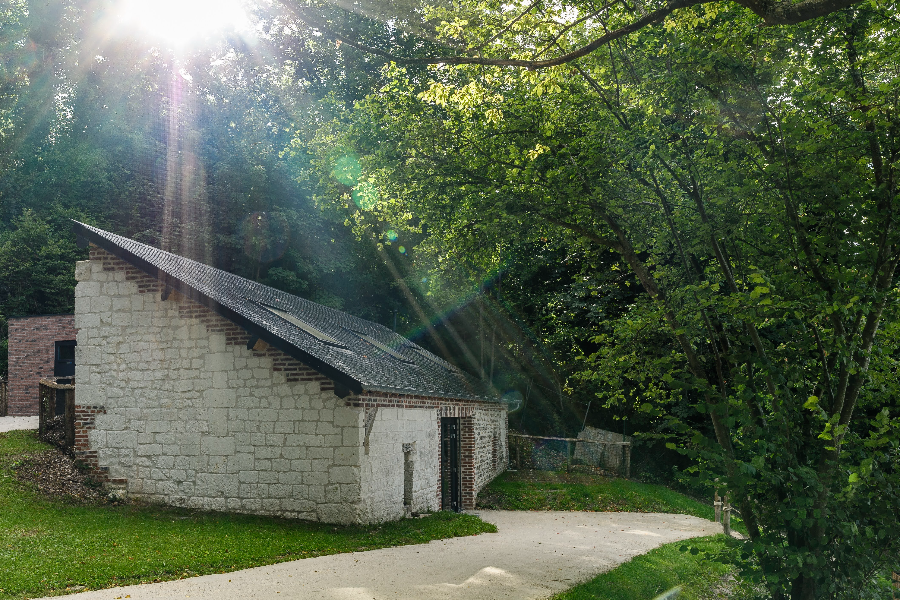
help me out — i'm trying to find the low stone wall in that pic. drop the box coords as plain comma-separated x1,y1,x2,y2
573,426,632,471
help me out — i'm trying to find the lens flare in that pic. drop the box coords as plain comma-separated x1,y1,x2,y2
332,154,361,186
352,181,379,210
398,246,406,254
386,230,399,242
116,0,252,49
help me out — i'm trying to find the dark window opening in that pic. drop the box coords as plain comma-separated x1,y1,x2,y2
54,340,76,379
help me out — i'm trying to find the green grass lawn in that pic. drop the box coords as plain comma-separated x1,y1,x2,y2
0,430,496,599
477,469,716,518
551,535,750,600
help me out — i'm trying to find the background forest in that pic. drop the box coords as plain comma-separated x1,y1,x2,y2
1,0,899,597
0,0,604,438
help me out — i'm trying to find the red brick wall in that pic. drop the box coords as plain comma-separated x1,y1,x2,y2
7,314,76,416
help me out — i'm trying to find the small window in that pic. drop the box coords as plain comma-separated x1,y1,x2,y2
56,343,76,362
54,340,76,379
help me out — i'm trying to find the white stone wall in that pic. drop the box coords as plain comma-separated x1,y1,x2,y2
473,406,508,494
359,407,440,522
74,251,366,524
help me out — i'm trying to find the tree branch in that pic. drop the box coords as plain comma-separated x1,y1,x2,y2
275,0,866,70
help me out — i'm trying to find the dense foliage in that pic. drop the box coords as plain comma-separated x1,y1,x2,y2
316,2,900,599
1,0,898,597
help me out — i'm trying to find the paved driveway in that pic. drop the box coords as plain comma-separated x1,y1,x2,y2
0,416,38,433
40,510,721,600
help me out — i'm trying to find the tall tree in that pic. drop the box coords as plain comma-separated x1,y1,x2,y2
320,2,900,597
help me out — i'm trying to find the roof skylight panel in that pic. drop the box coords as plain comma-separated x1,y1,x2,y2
260,304,348,349
350,331,415,364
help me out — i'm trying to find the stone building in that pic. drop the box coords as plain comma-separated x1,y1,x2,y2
72,222,507,524
6,314,77,416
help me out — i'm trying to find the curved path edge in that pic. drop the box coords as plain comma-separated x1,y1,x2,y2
36,510,721,600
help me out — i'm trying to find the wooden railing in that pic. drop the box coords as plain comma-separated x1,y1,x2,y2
38,378,75,447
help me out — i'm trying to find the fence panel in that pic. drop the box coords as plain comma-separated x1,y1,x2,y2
508,432,631,477
0,379,7,417
38,378,75,448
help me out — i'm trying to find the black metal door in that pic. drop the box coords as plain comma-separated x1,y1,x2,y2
441,417,461,512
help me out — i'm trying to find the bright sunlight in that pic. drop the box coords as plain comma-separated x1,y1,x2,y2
115,0,252,49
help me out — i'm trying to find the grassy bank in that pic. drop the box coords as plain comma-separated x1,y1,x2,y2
551,535,750,600
0,430,495,599
478,470,717,519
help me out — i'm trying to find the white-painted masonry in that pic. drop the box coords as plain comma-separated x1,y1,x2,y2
73,248,507,523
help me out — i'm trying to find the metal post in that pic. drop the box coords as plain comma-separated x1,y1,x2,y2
581,400,592,432
624,443,631,479
714,491,722,523
723,494,732,536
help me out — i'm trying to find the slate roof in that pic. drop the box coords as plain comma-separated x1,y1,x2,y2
73,222,493,401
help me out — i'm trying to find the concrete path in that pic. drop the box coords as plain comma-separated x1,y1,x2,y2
40,510,721,600
0,415,38,433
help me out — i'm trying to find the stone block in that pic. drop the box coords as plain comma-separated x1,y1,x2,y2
290,459,312,472
325,484,341,503
208,334,226,353
201,436,235,456
269,484,291,498
96,414,125,431
76,280,101,298
334,407,360,428
258,471,279,484
255,445,282,460
308,447,333,461
341,484,361,503
204,352,235,372
203,388,236,408
334,446,360,466
273,420,294,434
249,408,278,422
107,430,137,449
238,471,258,483
91,295,112,314
343,428,361,447
136,444,162,456
212,371,229,389
315,421,338,436
207,409,229,436
329,466,359,484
